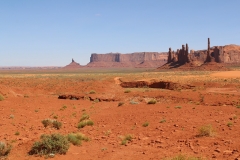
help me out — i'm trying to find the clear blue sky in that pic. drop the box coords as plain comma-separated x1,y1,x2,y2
1,0,239,66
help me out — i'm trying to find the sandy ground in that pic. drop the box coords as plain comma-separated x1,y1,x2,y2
211,71,240,78
0,70,240,160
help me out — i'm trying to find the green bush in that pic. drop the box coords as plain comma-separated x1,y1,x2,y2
0,142,11,156
89,90,96,94
197,124,214,137
29,134,70,155
42,119,53,128
78,113,94,129
124,90,131,93
165,154,205,160
67,133,89,146
160,119,166,123
0,95,4,101
120,134,133,145
77,120,94,129
175,106,182,109
147,99,157,104
80,113,90,122
52,121,62,130
42,119,62,130
142,122,149,127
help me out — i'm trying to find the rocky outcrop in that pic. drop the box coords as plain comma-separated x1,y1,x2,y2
158,38,237,71
63,59,81,69
87,52,168,68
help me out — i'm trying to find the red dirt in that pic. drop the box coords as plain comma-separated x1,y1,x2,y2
1,70,240,159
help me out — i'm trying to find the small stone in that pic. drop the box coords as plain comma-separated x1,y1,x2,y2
223,150,232,155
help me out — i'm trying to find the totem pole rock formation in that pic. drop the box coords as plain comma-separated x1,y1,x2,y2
167,43,191,65
204,38,222,63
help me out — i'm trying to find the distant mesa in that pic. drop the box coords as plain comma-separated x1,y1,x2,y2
63,58,82,69
157,38,240,71
86,52,168,68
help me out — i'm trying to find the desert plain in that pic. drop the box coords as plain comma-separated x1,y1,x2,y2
1,68,240,160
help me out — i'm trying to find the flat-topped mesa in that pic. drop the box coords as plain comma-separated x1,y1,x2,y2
90,52,167,63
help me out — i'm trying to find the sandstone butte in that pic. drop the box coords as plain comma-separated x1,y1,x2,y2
63,39,240,70
157,38,240,71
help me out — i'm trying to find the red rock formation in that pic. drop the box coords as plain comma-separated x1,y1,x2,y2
158,38,240,70
63,59,81,69
87,52,168,68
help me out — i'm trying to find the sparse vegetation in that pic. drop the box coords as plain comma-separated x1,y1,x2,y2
60,105,67,111
147,99,157,104
175,106,182,109
89,90,96,94
160,119,166,123
142,122,149,127
227,122,233,127
165,154,206,160
29,134,70,155
124,89,131,93
15,131,20,136
80,113,90,122
104,130,112,136
41,119,62,130
197,124,214,137
0,95,4,101
78,120,94,129
67,133,89,146
77,113,94,129
0,142,12,157
120,134,133,145
52,120,62,129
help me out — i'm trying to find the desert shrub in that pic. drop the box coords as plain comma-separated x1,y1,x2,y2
42,119,62,130
80,113,90,122
42,119,53,128
0,142,12,157
94,99,99,103
78,113,94,129
175,106,182,109
60,105,67,111
118,102,124,107
77,120,94,129
52,121,62,130
227,122,233,127
124,90,131,93
236,105,240,109
160,119,166,123
15,131,20,136
89,90,96,94
142,122,149,127
0,95,4,101
147,99,157,104
29,134,70,155
197,124,214,137
165,154,205,160
67,133,89,146
121,134,133,145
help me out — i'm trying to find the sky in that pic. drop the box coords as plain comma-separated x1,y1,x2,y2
1,0,240,66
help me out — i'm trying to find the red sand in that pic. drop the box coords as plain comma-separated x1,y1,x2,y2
0,70,240,159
